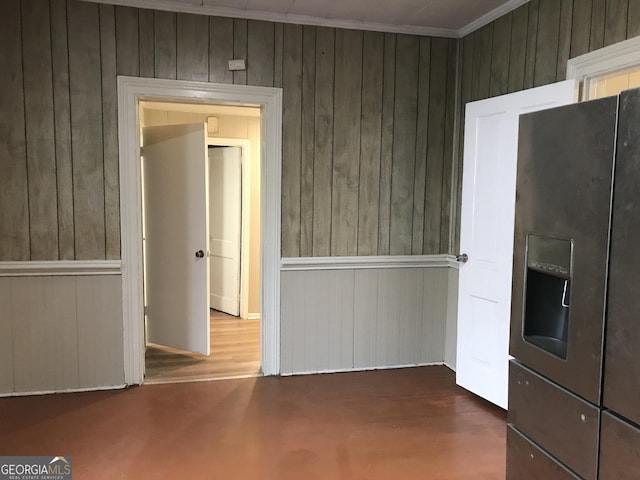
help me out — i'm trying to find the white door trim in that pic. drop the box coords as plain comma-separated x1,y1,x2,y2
207,139,252,320
117,76,282,383
567,35,640,100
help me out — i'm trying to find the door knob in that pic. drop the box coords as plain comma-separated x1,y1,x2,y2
456,253,469,263
195,250,205,258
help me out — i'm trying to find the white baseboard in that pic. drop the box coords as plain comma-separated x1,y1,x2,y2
0,383,127,398
280,362,445,377
247,313,261,320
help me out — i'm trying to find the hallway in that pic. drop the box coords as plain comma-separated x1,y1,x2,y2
0,366,506,479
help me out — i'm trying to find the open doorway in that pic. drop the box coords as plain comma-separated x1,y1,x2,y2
139,101,262,383
117,77,282,386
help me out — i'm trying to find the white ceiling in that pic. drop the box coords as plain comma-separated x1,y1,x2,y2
84,0,529,37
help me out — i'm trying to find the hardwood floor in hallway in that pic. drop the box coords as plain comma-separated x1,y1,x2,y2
0,366,506,480
145,309,261,384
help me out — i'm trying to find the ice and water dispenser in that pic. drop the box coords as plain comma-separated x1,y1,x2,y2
523,234,573,359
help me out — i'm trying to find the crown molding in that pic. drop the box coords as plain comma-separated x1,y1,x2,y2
457,0,530,37
81,0,459,37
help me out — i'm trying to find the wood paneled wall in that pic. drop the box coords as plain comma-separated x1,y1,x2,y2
0,274,124,394
0,0,456,261
455,0,640,251
280,266,449,374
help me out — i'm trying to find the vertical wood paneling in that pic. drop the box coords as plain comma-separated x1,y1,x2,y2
424,38,449,254
0,0,29,261
389,34,419,255
331,30,363,256
281,24,303,257
12,277,78,392
274,23,284,88
138,8,154,77
50,0,74,260
629,1,640,38
477,25,493,99
177,13,208,81
76,275,124,387
589,0,606,50
208,16,233,84
312,27,334,256
377,33,396,255
300,26,316,257
524,0,539,89
508,5,529,93
154,10,176,80
282,266,448,374
412,37,431,256
604,0,628,46
440,39,457,253
22,0,58,260
534,0,561,86
0,278,14,391
358,32,384,256
571,0,593,58
444,267,459,368
490,14,512,97
115,6,139,76
422,268,447,361
247,20,275,87
556,0,574,81
470,29,483,100
100,5,120,260
68,0,106,259
233,19,248,85
353,270,379,369
328,271,355,370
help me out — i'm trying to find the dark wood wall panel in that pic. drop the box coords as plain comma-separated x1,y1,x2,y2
115,6,139,77
281,24,303,258
0,0,29,260
233,19,248,85
154,11,177,80
22,0,58,260
177,13,209,82
411,37,431,256
99,5,120,260
2,0,458,261
50,0,75,260
299,26,316,257
377,33,396,256
138,9,155,78
389,35,419,255
312,27,334,257
456,0,640,253
68,1,105,260
331,29,363,256
208,17,232,84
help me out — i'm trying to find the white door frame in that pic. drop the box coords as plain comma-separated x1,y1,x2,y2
207,139,252,319
117,76,282,383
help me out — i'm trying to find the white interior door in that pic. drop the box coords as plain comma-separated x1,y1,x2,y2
456,80,577,409
142,123,210,355
209,146,242,316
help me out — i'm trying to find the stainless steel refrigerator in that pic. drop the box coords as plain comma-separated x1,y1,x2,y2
506,87,640,479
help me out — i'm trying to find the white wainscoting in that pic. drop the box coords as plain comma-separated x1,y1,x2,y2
280,256,456,375
0,262,124,396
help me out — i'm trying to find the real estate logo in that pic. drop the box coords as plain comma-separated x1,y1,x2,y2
0,456,72,480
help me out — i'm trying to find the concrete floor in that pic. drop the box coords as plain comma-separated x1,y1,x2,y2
0,366,506,479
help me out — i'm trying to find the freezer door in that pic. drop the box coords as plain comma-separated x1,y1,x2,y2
599,410,640,479
510,96,618,404
604,87,640,426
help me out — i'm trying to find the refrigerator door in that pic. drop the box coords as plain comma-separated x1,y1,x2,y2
604,87,640,426
510,96,618,404
599,411,640,479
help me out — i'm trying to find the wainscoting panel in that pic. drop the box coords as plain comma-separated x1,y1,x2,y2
281,264,450,375
0,273,124,395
